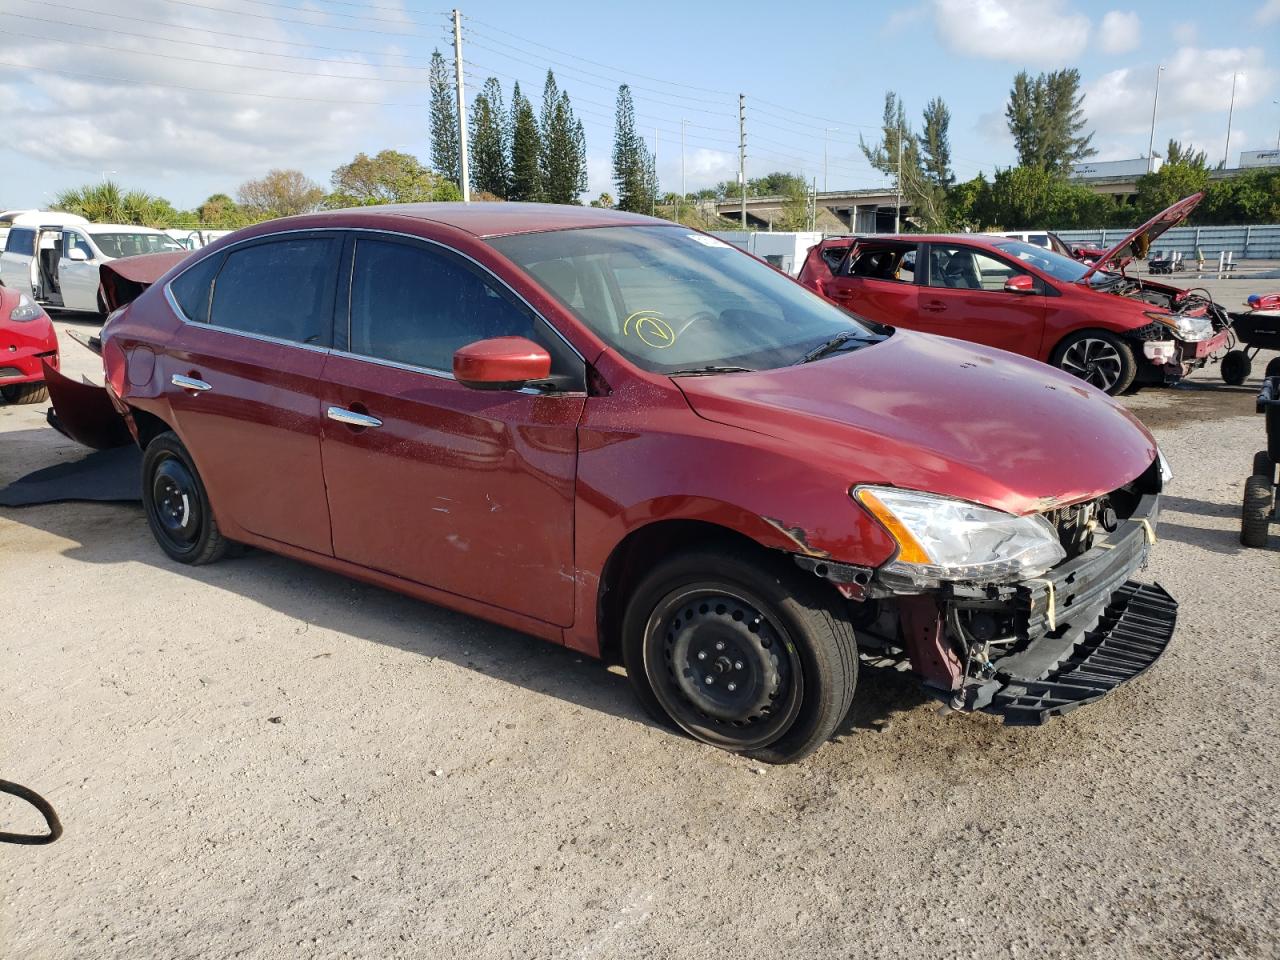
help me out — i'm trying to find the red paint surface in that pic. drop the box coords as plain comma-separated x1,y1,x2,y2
0,286,58,387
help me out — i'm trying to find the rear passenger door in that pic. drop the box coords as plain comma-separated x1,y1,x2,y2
162,232,340,555
318,232,586,626
823,243,920,326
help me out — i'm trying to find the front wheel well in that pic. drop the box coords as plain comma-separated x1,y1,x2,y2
596,519,789,666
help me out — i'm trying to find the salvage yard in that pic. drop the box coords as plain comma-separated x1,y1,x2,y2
3,307,1278,959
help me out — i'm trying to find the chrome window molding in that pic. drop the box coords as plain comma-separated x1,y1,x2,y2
161,224,587,368
161,283,331,355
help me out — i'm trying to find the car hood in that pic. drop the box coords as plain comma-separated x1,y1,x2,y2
673,330,1157,516
1080,192,1202,279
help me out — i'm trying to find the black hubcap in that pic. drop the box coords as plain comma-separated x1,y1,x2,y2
150,456,201,549
646,587,802,750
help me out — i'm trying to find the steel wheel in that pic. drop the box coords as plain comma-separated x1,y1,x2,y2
1060,337,1124,392
643,586,804,752
148,454,202,553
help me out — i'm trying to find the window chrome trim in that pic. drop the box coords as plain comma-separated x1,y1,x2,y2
161,224,587,368
162,283,331,355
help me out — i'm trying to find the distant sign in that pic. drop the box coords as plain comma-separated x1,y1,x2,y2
1240,150,1280,169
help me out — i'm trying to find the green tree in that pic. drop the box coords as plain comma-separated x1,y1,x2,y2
1005,69,1096,173
470,77,510,199
327,149,460,206
860,91,948,229
53,180,186,227
508,82,543,202
1165,139,1208,170
1134,160,1209,221
428,49,461,188
590,192,615,208
612,85,653,213
539,71,587,204
921,97,953,188
197,193,250,228
982,165,1113,229
236,169,325,218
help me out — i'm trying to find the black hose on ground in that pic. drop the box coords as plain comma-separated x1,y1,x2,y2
0,780,62,845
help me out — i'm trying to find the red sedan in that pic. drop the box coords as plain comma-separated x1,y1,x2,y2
797,194,1231,395
53,203,1176,761
0,285,58,403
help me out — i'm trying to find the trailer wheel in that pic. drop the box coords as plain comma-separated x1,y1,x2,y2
1254,451,1276,484
1221,350,1251,386
1266,356,1280,380
1241,475,1274,548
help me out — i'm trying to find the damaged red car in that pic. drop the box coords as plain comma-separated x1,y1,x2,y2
0,284,58,403
52,203,1176,762
798,193,1231,395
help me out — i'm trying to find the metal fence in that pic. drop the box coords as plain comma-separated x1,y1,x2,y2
1052,224,1280,260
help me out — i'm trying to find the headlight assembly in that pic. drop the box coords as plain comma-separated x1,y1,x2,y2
9,293,44,323
1146,311,1213,342
855,486,1067,588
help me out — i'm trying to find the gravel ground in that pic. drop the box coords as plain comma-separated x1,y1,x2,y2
2,311,1277,960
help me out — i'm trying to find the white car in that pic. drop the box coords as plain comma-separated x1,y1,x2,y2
0,219,184,314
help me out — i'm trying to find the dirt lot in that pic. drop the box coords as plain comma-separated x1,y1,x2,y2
2,310,1278,959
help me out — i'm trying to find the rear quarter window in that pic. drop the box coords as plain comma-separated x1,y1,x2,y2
168,253,224,324
5,228,35,256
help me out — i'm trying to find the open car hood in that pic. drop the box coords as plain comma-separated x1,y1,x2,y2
1080,192,1202,279
99,251,189,312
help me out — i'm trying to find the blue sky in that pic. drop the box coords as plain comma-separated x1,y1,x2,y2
0,0,1277,211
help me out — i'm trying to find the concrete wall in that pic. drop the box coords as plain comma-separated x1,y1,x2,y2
710,231,823,275
1053,224,1280,260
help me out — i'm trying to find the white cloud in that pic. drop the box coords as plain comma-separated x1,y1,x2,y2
931,0,1090,66
1171,21,1198,45
1256,0,1280,25
1098,11,1140,54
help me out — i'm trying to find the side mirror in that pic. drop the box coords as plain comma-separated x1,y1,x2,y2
1004,274,1035,294
453,336,552,391
67,248,89,262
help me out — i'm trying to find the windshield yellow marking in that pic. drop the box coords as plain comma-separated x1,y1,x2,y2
623,311,676,349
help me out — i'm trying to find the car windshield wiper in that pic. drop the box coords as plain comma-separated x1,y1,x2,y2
668,365,755,376
796,330,864,364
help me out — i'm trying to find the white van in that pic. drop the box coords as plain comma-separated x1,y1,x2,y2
0,217,184,314
0,210,39,251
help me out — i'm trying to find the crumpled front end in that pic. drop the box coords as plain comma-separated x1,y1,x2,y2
795,457,1176,723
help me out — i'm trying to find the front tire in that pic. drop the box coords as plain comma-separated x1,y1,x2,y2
1051,331,1137,395
142,432,230,565
1221,350,1251,386
1,382,50,404
622,547,857,764
1241,475,1274,548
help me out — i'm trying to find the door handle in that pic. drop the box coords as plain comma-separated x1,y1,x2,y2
171,374,212,392
326,406,383,429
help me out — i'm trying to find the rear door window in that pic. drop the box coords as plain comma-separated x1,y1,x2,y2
845,244,916,283
345,236,579,381
208,236,338,346
5,228,34,256
169,253,224,324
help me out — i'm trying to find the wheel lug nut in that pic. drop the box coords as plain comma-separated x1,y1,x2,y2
734,661,743,670
715,641,725,651
727,683,737,692
697,651,707,660
704,676,714,685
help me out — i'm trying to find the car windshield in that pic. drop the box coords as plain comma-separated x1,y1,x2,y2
993,238,1114,285
489,225,885,374
91,232,184,259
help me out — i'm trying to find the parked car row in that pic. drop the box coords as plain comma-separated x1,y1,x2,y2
43,201,1178,762
797,194,1230,395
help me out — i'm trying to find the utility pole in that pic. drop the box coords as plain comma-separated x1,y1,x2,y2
894,132,903,233
738,94,747,233
1224,71,1239,169
681,118,687,221
652,127,658,216
823,128,837,193
1147,65,1163,172
452,9,470,202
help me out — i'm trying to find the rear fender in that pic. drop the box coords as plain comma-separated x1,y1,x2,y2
42,361,133,450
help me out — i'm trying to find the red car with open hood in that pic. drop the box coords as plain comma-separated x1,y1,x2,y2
50,203,1176,762
797,194,1231,395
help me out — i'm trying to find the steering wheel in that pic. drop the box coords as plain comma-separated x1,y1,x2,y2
672,310,720,338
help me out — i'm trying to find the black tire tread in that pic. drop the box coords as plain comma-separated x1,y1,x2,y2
1253,450,1275,484
1050,330,1138,396
1221,350,1251,386
1241,475,1273,548
1,382,50,404
622,546,857,764
143,432,229,565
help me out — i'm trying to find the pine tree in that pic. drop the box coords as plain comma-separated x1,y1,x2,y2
509,82,543,202
612,84,652,213
1005,69,1096,173
470,76,510,198
538,71,587,204
921,97,953,188
428,49,460,188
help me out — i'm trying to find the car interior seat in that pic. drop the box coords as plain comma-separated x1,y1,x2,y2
941,250,981,289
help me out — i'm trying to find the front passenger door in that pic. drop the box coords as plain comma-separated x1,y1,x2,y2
319,234,586,627
58,230,101,313
917,244,1046,355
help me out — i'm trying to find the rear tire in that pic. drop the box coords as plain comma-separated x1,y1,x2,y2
141,432,230,565
1265,356,1280,379
1221,349,1251,386
1,382,50,404
1253,451,1275,484
1241,475,1273,548
1051,331,1137,396
622,547,857,764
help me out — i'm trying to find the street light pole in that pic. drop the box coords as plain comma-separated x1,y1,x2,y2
1146,65,1163,172
452,9,470,202
894,133,902,233
1224,72,1239,169
1274,99,1279,151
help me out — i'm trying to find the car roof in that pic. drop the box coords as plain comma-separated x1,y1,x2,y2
299,201,663,238
84,223,169,234
844,233,1020,249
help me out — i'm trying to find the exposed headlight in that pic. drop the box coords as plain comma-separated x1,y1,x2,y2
855,486,1067,588
9,293,44,323
1146,311,1213,342
1157,447,1173,486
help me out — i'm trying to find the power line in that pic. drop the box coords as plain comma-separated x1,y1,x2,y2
143,0,441,38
